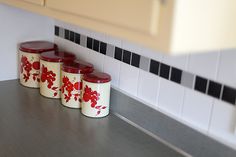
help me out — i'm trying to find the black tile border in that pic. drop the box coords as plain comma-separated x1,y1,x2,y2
194,76,208,93
55,26,236,106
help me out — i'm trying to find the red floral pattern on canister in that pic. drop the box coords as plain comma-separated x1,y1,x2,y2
40,64,59,97
61,76,82,103
20,55,40,83
82,85,106,115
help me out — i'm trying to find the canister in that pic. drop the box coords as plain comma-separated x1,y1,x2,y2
81,72,111,118
19,41,57,88
61,60,94,108
40,51,76,98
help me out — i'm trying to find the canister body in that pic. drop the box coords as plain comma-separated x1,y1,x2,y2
61,71,83,108
40,60,61,98
81,80,110,118
19,50,40,88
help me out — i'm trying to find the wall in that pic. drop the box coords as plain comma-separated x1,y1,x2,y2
54,20,236,149
0,4,54,81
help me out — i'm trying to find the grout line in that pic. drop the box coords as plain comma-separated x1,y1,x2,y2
156,55,163,107
180,54,190,117
117,42,123,88
168,66,172,80
207,99,215,133
207,51,221,133
136,68,141,97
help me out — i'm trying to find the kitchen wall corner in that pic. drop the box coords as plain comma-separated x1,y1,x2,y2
0,4,54,81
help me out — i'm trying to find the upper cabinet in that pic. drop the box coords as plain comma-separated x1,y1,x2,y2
22,0,44,6
46,0,161,37
0,0,236,55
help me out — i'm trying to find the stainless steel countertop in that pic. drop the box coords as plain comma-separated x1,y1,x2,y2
0,80,184,157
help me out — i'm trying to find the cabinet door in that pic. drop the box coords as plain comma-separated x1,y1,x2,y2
23,0,44,6
46,0,161,35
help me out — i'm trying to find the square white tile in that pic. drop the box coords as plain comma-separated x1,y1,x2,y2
209,100,236,136
217,49,236,87
158,78,185,116
103,56,121,87
137,70,159,105
182,89,213,131
122,40,163,62
162,54,188,70
88,50,104,72
188,51,219,80
105,34,122,48
54,37,91,63
119,63,139,97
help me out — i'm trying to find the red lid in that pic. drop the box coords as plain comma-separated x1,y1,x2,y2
19,41,58,53
83,72,111,83
40,51,76,63
62,60,94,74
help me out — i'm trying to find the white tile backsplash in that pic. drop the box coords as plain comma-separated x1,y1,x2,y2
122,40,163,62
137,70,159,106
188,51,219,80
209,100,236,137
119,63,139,97
54,37,90,62
217,49,236,88
162,54,188,70
158,78,185,116
103,56,121,88
53,22,236,149
53,22,236,148
182,89,213,131
88,50,104,72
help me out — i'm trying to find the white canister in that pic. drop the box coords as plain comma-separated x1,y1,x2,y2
40,51,76,98
81,72,111,118
61,60,94,108
19,41,57,88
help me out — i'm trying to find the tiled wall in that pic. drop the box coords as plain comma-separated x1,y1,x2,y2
0,4,54,81
54,21,236,149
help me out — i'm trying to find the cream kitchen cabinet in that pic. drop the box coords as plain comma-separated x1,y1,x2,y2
0,0,236,55
22,0,44,6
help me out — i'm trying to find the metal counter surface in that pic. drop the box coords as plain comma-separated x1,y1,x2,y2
0,80,184,157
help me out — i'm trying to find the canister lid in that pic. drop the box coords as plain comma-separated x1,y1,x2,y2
40,51,76,63
19,41,57,53
62,60,94,74
83,72,111,83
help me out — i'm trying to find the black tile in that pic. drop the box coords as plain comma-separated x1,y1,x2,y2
207,81,222,98
69,31,75,42
160,63,170,79
194,76,208,93
55,26,59,36
170,67,182,83
100,42,107,55
131,53,140,68
122,50,131,64
87,37,93,49
75,33,80,44
64,29,70,40
93,39,99,52
114,47,123,61
222,86,236,105
149,60,159,75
